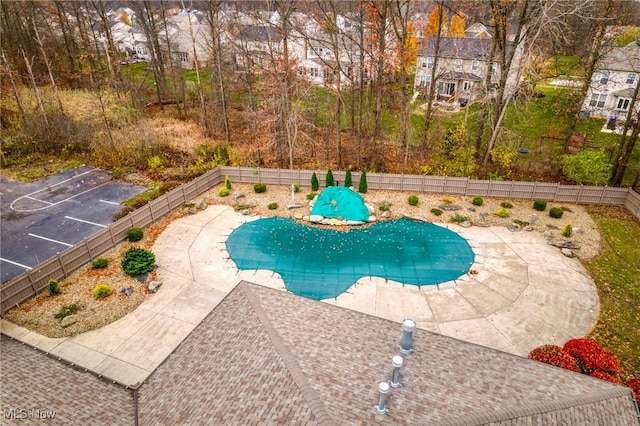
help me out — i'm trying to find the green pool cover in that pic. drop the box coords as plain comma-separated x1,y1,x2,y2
226,217,475,300
310,186,370,222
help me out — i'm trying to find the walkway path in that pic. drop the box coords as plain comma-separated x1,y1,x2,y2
0,205,599,387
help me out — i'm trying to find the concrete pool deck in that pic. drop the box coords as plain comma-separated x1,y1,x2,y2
0,205,599,388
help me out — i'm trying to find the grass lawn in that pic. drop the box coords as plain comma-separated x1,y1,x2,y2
585,206,640,382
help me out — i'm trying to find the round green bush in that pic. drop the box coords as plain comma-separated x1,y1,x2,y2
495,207,510,218
472,196,484,206
500,201,513,209
430,208,443,216
93,283,113,300
268,202,278,210
254,183,267,193
218,186,230,197
121,247,156,277
549,207,564,219
306,192,317,200
127,227,144,242
46,279,61,296
293,184,300,193
408,195,419,206
533,200,547,211
91,258,109,269
379,204,390,212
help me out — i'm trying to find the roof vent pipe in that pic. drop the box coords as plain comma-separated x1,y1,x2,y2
375,382,390,414
399,318,416,354
391,355,403,388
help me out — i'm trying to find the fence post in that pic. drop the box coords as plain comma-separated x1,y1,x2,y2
488,179,492,197
28,272,38,295
57,254,67,277
598,186,606,205
85,239,93,260
108,226,116,246
577,185,583,203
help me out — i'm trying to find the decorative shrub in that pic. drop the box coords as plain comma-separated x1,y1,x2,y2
589,371,622,384
451,213,469,223
121,247,156,277
218,186,230,197
379,203,390,212
129,197,150,209
91,258,109,269
235,204,253,211
93,283,114,300
112,206,134,222
549,207,564,219
500,201,513,209
442,196,454,205
54,302,79,319
46,279,61,296
358,171,368,193
344,169,352,187
293,184,300,193
563,338,621,375
513,219,530,227
325,169,335,187
306,192,317,201
268,202,278,210
625,379,640,402
408,195,419,206
311,172,319,191
527,345,580,373
224,175,232,190
562,223,573,237
533,200,547,211
254,183,267,193
127,227,144,242
430,208,443,216
472,196,483,206
495,207,511,218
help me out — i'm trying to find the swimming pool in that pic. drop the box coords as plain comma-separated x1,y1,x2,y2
226,217,475,300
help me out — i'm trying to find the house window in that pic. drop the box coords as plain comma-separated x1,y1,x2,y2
589,93,606,108
491,62,497,73
310,68,319,77
463,81,471,91
471,60,479,71
616,98,631,110
418,74,431,87
627,73,637,85
454,59,462,69
424,57,434,69
599,71,609,84
438,82,455,96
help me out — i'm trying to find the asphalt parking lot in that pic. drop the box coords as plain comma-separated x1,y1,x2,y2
0,166,146,283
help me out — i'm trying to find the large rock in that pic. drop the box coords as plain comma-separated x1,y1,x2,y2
551,240,580,249
119,287,133,296
147,281,162,293
508,223,521,232
440,204,461,211
561,248,574,258
60,315,78,328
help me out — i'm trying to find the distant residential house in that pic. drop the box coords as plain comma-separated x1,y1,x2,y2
581,42,640,128
231,24,283,71
414,36,522,105
464,22,492,39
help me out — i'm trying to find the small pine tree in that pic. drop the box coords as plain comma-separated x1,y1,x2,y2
344,169,352,187
311,172,319,191
358,171,368,193
326,169,335,187
224,175,232,190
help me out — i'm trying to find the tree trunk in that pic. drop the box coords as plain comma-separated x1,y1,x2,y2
22,49,48,126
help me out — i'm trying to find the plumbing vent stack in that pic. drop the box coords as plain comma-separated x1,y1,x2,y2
399,318,416,354
375,382,390,414
391,355,403,388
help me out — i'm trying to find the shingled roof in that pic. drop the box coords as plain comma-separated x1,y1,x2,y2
418,37,513,62
2,282,638,424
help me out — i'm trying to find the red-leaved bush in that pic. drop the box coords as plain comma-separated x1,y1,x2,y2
590,370,622,384
563,338,621,375
626,379,640,401
528,344,581,372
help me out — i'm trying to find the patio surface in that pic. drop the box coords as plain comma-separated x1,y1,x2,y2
0,205,599,388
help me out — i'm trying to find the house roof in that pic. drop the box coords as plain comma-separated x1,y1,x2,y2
418,37,510,62
2,282,638,424
441,71,483,81
597,42,640,72
237,24,283,43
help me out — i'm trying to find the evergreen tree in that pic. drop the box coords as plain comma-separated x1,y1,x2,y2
326,169,335,187
311,172,319,191
344,169,352,187
358,171,368,193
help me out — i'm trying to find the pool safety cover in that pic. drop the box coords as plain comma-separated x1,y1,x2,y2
226,217,475,300
309,186,371,222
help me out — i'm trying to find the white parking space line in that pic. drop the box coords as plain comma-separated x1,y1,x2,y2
0,257,33,270
28,233,73,247
64,216,107,228
100,199,120,205
25,196,54,205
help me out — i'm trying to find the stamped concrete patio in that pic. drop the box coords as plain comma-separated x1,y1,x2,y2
0,204,599,388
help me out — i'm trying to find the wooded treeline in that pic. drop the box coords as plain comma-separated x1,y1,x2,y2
1,0,638,186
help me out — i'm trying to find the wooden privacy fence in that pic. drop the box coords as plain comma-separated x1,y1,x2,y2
0,168,222,315
1,165,638,315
